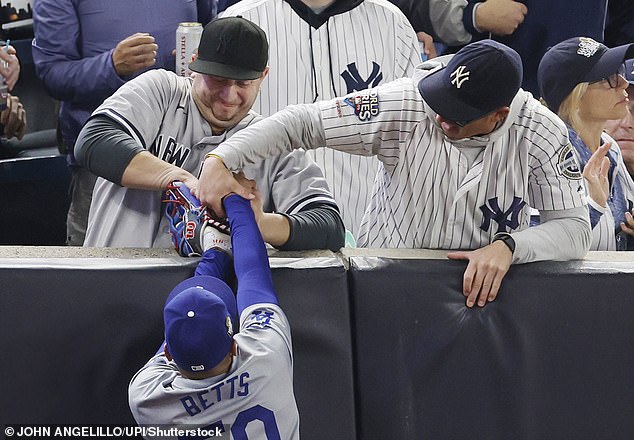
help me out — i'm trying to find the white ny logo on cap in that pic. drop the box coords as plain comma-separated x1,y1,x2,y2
450,65,470,89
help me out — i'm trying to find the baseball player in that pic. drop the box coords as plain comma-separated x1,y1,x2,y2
129,187,299,439
196,39,592,308
74,17,344,252
220,0,422,239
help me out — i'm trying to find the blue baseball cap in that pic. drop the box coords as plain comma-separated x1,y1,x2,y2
164,276,237,373
418,39,523,124
538,37,634,113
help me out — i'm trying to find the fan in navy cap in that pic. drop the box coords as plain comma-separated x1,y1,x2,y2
419,39,523,129
538,37,634,251
128,190,300,438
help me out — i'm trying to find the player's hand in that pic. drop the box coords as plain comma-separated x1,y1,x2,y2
1,94,26,140
197,156,254,217
447,240,513,308
475,0,527,36
417,32,437,60
112,33,158,77
582,142,611,208
620,209,634,237
0,46,20,90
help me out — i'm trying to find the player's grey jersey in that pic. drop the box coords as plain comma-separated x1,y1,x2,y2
586,132,634,251
129,304,299,440
221,0,421,238
83,69,336,248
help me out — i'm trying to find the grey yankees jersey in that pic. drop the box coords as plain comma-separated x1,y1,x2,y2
129,304,299,439
221,0,421,238
83,69,335,248
211,75,587,259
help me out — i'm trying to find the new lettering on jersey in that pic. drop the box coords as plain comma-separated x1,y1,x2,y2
344,89,380,121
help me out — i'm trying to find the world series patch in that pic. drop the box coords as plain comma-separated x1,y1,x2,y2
556,144,582,180
344,89,379,121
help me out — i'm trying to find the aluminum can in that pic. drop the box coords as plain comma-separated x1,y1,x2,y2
176,22,203,77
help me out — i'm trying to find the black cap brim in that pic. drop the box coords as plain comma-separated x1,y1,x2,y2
418,67,490,123
189,58,263,80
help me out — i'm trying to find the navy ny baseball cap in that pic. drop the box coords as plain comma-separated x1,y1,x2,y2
418,39,522,124
164,275,237,373
538,37,634,113
189,16,268,80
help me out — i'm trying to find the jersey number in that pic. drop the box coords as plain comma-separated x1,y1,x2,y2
178,405,281,440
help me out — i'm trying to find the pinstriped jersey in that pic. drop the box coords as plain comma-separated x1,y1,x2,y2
313,77,586,249
221,0,421,238
129,304,299,439
83,69,336,248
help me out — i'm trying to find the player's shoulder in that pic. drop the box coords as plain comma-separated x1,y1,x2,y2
239,304,292,341
129,354,179,401
510,89,569,143
360,0,415,24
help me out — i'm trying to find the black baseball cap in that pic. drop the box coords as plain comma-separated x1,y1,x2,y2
189,16,269,80
538,37,634,113
418,39,523,124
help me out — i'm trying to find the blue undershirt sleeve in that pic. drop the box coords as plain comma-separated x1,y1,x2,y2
224,195,279,313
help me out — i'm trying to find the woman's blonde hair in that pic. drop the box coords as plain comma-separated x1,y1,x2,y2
550,82,589,133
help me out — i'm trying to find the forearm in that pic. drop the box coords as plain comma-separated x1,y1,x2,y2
35,50,123,103
280,205,345,252
512,206,591,264
75,115,193,189
429,0,472,46
212,104,326,171
462,1,486,36
258,213,291,248
33,0,124,102
225,195,278,312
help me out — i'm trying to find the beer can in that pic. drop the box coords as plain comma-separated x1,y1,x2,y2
176,22,203,77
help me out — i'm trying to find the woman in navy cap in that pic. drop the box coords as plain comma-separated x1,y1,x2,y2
538,37,634,250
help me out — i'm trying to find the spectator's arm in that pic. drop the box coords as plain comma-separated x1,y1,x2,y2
75,115,195,189
32,0,125,103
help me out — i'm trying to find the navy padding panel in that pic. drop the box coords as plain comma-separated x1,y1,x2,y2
0,257,356,440
350,257,634,440
0,263,197,425
270,261,356,440
0,156,70,245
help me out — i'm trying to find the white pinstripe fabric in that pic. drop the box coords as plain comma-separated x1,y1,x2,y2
222,0,421,237
317,79,587,249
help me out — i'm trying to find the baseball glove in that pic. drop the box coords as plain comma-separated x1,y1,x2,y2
163,181,231,257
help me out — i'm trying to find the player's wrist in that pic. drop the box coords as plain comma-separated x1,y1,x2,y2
205,153,228,169
493,232,515,255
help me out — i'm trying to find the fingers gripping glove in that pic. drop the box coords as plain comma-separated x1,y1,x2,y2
163,181,231,257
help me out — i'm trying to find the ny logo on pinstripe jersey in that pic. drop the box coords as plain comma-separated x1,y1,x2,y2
341,62,383,93
450,66,470,89
479,196,526,233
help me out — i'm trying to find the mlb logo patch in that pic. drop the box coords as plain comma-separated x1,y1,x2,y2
344,89,380,121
